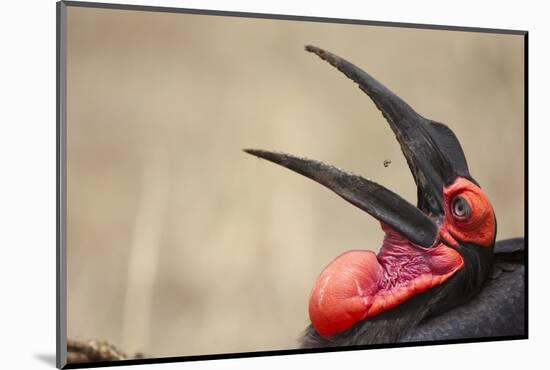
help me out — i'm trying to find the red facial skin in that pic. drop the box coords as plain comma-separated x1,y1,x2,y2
308,177,496,337
440,177,496,248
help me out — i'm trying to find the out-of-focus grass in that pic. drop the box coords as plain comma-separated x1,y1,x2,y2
66,7,524,358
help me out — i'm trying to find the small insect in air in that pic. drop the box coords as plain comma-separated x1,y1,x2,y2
383,159,392,168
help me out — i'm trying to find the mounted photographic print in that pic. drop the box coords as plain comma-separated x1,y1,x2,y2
56,1,527,368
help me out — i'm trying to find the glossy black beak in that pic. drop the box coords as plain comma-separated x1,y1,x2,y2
244,46,474,248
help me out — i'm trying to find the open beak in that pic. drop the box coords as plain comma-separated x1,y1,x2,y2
245,46,474,248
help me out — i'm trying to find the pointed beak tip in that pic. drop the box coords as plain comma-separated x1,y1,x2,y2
243,148,260,156
304,45,325,58
243,148,274,161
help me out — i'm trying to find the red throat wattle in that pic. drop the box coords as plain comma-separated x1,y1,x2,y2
308,229,464,337
308,178,495,338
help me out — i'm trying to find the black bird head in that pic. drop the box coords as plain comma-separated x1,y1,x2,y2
245,46,496,337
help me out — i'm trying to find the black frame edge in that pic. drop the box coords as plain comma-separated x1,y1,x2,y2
62,0,527,35
63,335,527,369
523,32,529,338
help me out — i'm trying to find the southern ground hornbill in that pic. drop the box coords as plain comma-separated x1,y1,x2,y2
245,45,525,347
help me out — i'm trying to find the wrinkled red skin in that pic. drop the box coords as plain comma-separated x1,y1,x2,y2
309,177,496,337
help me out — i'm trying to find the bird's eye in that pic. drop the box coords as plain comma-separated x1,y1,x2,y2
451,196,471,220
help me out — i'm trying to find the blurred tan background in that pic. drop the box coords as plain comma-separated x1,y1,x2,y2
66,7,524,358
